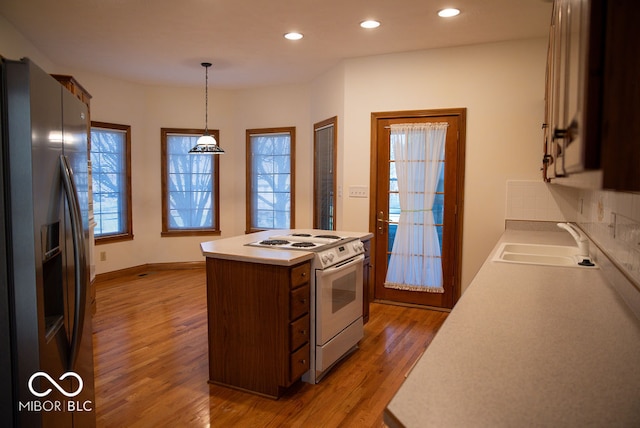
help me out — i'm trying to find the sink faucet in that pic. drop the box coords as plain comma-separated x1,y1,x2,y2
557,223,593,265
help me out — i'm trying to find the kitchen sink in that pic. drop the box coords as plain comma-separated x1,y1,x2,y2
492,243,597,268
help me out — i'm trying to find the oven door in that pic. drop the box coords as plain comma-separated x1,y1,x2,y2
315,254,364,345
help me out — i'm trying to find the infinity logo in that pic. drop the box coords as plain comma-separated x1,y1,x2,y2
28,372,84,398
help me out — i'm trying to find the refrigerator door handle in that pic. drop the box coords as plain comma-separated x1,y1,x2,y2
60,154,87,370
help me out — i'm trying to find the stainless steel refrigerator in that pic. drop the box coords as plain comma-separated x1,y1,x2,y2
0,58,95,427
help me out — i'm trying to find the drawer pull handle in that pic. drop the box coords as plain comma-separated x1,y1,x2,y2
300,299,306,304
301,272,306,277
300,359,306,365
299,330,306,335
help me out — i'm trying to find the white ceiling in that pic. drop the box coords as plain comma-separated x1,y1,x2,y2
1,0,552,89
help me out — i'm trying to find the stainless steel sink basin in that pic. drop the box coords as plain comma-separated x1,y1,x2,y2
492,243,597,268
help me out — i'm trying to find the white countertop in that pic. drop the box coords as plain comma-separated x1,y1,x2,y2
200,229,373,266
385,228,640,427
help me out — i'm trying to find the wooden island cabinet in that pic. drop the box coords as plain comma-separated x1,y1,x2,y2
206,257,311,398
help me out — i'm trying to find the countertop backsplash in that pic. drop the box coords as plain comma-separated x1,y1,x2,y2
578,189,640,316
505,180,640,318
578,190,640,278
505,180,578,222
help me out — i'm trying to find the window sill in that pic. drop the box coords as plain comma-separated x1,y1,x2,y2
161,230,221,238
95,233,134,245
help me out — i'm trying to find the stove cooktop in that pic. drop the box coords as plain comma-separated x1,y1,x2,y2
247,233,352,251
247,233,351,251
246,231,365,269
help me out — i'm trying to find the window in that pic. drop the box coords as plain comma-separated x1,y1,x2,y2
246,127,295,232
90,121,133,243
313,117,337,230
161,128,220,236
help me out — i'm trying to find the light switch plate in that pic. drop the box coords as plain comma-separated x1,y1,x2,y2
348,185,368,198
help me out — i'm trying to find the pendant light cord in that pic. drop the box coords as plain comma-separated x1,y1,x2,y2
189,61,223,153
202,62,212,133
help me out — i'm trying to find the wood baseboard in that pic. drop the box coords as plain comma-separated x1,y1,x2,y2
374,299,452,313
94,261,205,283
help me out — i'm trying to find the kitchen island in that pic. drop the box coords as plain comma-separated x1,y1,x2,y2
200,229,373,264
385,223,640,427
201,230,315,266
200,229,372,398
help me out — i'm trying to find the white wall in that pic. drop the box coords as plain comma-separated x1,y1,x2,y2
0,15,54,71
2,17,550,292
339,39,548,291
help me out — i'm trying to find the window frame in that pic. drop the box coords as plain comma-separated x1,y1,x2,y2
245,127,296,233
90,121,133,244
160,128,221,237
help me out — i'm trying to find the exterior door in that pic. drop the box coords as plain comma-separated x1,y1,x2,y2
369,109,465,309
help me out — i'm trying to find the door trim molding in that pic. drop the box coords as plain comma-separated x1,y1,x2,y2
369,108,467,307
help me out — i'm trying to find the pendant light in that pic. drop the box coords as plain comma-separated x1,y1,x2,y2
189,62,224,154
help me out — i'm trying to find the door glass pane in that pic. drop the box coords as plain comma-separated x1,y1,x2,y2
387,155,445,261
314,121,335,229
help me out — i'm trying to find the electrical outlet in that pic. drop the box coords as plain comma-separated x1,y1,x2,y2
348,185,368,198
100,251,107,261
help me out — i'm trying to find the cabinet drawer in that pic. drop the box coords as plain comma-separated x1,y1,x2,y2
290,285,310,320
290,314,310,351
290,343,310,381
290,263,311,289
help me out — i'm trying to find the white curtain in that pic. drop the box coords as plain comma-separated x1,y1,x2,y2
384,123,448,293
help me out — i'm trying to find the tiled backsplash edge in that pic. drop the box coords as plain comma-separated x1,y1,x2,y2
588,239,640,320
576,189,640,318
577,191,640,277
504,220,561,231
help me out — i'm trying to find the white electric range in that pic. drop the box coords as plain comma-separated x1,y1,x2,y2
246,231,365,383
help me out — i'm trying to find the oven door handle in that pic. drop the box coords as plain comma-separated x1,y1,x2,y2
319,254,364,274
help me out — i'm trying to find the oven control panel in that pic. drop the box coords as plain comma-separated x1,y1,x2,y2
318,240,364,268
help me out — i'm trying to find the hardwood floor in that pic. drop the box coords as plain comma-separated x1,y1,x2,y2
92,268,448,427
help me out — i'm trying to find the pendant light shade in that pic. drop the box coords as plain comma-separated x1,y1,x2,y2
189,62,224,154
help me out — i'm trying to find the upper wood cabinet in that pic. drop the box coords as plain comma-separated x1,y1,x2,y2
51,74,92,107
542,0,640,191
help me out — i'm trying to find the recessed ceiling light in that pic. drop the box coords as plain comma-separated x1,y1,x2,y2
438,8,461,18
360,20,381,29
284,32,303,40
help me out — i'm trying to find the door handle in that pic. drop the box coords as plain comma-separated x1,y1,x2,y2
60,155,87,371
377,211,390,235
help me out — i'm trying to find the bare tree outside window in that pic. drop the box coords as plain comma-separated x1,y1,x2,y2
246,128,295,232
161,128,220,236
90,121,133,243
